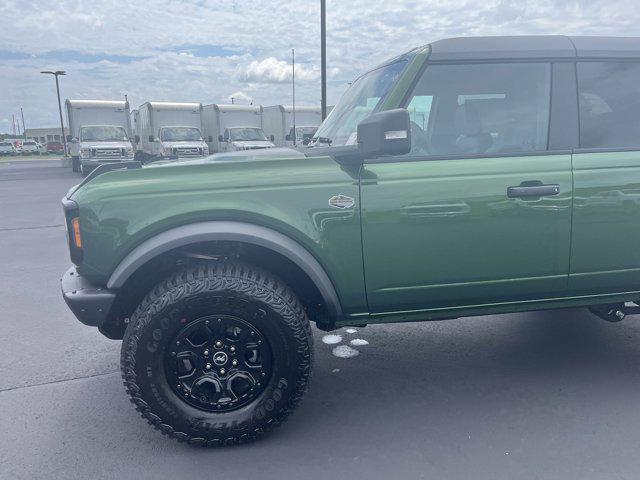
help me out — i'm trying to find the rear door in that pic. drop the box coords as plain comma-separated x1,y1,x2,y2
570,61,640,293
361,61,576,313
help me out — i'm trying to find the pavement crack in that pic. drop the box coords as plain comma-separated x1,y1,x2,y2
0,370,119,393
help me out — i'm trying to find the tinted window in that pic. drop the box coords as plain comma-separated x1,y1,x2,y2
405,63,551,156
577,62,640,149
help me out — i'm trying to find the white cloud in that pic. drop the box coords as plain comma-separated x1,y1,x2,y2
2,0,640,128
241,57,319,83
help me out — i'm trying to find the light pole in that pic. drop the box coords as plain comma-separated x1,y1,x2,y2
320,0,327,120
40,70,68,157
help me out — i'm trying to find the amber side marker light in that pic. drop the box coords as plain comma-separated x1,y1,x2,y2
71,217,82,248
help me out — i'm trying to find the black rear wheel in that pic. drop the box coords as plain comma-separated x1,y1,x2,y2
121,262,313,446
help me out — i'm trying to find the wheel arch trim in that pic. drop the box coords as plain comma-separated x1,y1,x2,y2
106,221,343,319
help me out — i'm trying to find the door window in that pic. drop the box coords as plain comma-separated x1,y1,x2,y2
404,63,551,156
577,62,640,149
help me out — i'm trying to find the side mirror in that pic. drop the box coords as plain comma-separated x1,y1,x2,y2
303,137,310,146
208,136,213,142
270,135,275,142
357,108,411,158
134,135,140,143
285,134,291,141
148,135,155,142
218,135,224,142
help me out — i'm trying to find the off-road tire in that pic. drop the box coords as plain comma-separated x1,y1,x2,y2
121,261,313,447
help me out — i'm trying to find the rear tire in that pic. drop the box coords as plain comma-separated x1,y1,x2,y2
121,262,313,446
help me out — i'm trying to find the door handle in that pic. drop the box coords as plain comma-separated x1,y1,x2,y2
507,183,560,199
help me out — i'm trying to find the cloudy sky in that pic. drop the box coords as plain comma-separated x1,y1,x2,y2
2,0,640,130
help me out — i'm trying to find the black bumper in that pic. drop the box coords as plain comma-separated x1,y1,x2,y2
61,267,116,327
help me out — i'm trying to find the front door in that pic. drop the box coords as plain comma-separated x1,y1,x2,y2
361,61,573,313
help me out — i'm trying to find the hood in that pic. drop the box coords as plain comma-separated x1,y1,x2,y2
80,140,133,148
161,140,207,148
230,140,274,149
68,147,309,201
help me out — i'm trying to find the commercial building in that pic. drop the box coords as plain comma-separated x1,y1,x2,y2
25,127,68,144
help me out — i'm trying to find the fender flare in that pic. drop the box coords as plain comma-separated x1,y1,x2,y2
106,221,343,319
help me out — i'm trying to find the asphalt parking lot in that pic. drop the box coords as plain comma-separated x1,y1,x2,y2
2,160,640,479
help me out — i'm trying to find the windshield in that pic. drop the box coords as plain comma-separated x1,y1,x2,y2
80,126,129,142
293,126,317,139
229,127,267,141
24,141,36,146
160,127,203,142
312,59,408,146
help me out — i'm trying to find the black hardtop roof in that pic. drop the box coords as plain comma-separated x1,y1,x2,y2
428,35,640,61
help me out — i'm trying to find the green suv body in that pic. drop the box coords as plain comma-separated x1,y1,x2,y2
61,36,640,445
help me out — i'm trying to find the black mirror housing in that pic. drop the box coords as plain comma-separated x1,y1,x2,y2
148,135,155,142
134,135,140,143
270,135,275,142
218,135,224,142
285,134,291,141
357,108,411,158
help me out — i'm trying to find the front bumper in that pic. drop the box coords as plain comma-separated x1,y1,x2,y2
61,267,116,327
81,157,134,166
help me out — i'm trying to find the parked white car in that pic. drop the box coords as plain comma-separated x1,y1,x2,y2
21,140,40,155
0,141,17,156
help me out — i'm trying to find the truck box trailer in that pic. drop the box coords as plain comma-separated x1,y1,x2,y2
65,99,134,174
137,102,208,162
262,105,323,147
202,104,274,153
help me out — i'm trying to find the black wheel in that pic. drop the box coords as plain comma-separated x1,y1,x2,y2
121,262,313,446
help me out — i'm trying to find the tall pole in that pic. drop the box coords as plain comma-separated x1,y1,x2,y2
292,48,296,147
320,0,327,120
54,74,68,157
41,71,68,157
20,107,26,139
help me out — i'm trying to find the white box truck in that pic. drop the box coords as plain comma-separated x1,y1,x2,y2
137,102,208,162
65,99,134,174
262,105,323,147
202,104,274,153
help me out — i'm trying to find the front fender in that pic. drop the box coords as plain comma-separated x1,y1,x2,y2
107,221,343,320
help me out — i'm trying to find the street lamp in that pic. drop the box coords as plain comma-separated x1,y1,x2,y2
40,70,68,157
320,0,327,120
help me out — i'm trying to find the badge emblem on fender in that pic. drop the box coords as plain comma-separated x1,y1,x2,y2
328,194,355,209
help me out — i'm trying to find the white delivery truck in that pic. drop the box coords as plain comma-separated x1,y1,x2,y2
65,99,134,174
262,105,323,147
201,104,274,153
137,102,208,162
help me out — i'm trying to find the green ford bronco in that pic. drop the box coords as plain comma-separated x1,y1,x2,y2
62,36,640,446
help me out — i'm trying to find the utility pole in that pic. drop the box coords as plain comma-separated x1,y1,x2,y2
292,48,296,147
320,0,327,120
40,70,68,157
20,107,26,139
12,114,16,136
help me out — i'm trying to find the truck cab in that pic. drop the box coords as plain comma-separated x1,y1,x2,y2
74,125,134,175
219,126,274,151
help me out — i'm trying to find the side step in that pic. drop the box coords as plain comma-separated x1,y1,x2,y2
589,302,640,322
